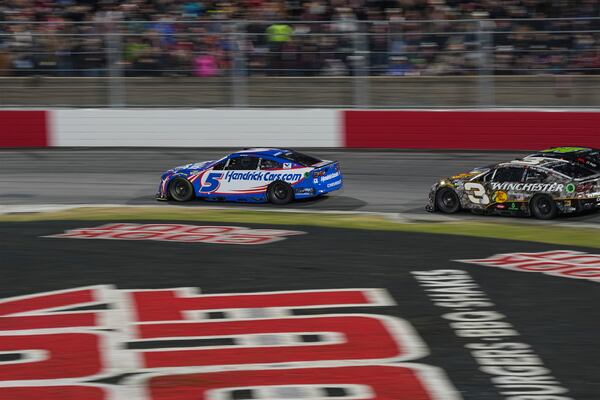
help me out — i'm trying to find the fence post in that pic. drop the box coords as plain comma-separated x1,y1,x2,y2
476,19,494,107
351,21,370,108
231,21,248,107
104,15,125,107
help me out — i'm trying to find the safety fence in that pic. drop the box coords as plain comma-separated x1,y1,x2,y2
1,76,600,108
1,18,600,107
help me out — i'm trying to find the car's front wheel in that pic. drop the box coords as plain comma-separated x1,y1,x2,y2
530,195,558,220
435,187,461,214
169,177,194,202
267,181,294,205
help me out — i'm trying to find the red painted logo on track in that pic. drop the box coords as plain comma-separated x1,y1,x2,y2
0,286,461,399
45,223,305,245
458,250,600,283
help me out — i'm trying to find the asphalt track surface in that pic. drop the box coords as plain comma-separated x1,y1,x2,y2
1,220,599,399
1,149,599,399
2,148,599,224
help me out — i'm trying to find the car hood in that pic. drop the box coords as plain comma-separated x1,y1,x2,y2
162,160,216,178
442,167,489,185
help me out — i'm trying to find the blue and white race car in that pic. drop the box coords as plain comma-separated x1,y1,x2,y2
156,148,343,204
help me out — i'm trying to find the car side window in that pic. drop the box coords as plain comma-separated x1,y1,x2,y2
226,156,259,170
260,158,283,170
524,168,549,183
211,160,226,170
492,167,525,183
480,171,494,183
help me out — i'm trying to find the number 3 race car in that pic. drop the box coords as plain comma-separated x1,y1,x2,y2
156,148,343,205
427,147,600,219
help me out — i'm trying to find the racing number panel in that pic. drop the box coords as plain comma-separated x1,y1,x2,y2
464,166,528,209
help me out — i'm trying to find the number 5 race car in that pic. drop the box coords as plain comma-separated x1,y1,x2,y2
426,147,600,219
156,148,343,205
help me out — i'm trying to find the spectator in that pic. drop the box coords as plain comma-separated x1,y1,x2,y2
193,52,219,76
182,1,204,18
266,22,293,47
321,58,347,75
386,55,413,76
0,49,11,76
266,22,293,75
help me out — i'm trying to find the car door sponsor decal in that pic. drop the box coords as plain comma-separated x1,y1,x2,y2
491,182,565,192
198,168,312,194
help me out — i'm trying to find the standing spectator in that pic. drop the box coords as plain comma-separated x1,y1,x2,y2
369,22,388,75
182,1,204,18
131,45,163,76
0,49,12,76
386,55,413,76
149,14,176,47
266,22,293,46
321,58,347,75
194,52,219,76
266,22,293,75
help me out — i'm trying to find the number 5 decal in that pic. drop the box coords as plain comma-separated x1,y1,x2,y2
200,172,223,193
464,182,490,205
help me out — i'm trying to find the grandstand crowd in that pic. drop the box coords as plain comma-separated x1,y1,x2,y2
0,0,598,76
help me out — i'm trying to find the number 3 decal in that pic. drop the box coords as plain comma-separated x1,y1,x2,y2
464,182,490,205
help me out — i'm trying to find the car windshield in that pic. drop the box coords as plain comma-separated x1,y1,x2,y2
280,150,322,166
546,161,597,179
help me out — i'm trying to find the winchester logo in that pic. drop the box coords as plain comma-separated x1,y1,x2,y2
491,182,564,192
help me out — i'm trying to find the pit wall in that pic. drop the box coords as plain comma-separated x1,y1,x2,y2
1,109,599,150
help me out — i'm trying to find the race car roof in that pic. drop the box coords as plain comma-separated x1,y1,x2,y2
508,157,569,167
538,146,593,154
506,156,600,179
231,148,290,157
527,147,600,171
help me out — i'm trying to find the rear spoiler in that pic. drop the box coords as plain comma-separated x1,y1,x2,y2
312,160,340,177
577,175,600,183
312,160,337,168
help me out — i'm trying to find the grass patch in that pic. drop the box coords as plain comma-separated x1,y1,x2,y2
0,206,598,249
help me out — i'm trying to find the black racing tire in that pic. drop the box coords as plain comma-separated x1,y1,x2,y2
168,177,194,202
435,187,461,214
530,195,558,220
267,181,294,205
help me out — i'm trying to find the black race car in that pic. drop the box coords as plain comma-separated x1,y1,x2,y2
426,147,600,220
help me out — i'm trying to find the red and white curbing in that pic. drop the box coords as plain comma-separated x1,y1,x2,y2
1,108,600,149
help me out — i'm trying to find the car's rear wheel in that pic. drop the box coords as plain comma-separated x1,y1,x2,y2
435,187,461,214
169,177,194,202
530,195,558,220
267,181,294,205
